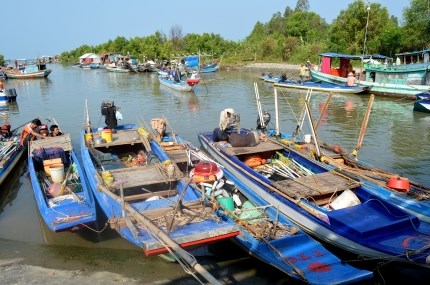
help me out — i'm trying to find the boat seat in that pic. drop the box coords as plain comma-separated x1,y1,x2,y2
327,199,420,239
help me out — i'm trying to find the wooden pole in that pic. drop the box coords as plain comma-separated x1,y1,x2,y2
353,94,374,160
315,93,333,131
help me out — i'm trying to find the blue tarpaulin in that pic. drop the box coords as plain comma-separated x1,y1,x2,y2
184,56,199,67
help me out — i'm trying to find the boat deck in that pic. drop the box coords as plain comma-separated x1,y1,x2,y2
273,172,361,199
224,140,284,156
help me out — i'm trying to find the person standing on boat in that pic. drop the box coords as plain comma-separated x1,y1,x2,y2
213,108,240,142
20,118,49,147
299,64,307,83
347,72,358,86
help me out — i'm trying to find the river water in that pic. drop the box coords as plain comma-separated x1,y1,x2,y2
0,65,429,284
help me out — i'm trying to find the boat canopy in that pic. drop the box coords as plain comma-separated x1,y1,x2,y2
319,53,389,60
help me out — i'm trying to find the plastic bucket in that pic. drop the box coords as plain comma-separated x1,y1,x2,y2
43,158,62,176
85,133,93,143
50,164,65,183
217,196,234,211
239,201,263,222
101,129,113,142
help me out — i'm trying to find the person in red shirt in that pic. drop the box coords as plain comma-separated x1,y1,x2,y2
20,118,49,147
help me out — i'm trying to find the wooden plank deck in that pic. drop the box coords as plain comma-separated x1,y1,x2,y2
224,140,284,156
29,133,73,156
108,164,182,189
273,172,362,200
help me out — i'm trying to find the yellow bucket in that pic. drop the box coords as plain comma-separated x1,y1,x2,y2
101,129,113,143
85,133,93,142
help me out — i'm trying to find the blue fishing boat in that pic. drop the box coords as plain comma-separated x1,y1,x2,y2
80,105,239,256
274,79,369,94
0,126,25,186
28,133,97,232
198,128,430,269
158,73,200,92
413,92,430,113
138,118,373,284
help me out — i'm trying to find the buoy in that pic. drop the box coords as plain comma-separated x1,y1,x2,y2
386,176,410,192
190,161,223,183
186,78,200,86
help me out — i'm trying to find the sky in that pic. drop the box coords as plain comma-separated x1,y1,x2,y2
1,0,410,60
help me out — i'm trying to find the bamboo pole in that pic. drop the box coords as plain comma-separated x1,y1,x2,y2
315,93,332,131
353,94,374,160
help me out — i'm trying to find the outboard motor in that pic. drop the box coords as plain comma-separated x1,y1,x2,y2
101,101,118,129
256,111,271,131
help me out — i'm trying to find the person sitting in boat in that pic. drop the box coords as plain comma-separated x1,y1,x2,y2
38,124,49,136
347,72,358,86
0,80,4,92
279,73,287,82
213,108,240,142
20,118,49,147
49,124,63,137
0,124,12,140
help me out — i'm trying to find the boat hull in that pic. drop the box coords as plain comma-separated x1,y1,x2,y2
28,134,97,232
198,130,430,268
5,69,52,79
274,80,368,94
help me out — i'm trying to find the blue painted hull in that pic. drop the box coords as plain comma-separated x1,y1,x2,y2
80,124,238,255
28,134,96,232
274,80,369,94
152,132,373,283
198,129,430,268
0,139,25,186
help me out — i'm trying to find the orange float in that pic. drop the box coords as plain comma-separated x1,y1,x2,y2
386,176,410,192
186,78,200,86
190,161,223,183
243,155,266,168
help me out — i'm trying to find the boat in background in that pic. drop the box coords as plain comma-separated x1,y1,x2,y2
3,59,52,79
413,92,430,113
310,52,430,98
158,73,200,92
28,133,97,232
274,79,369,94
198,128,430,269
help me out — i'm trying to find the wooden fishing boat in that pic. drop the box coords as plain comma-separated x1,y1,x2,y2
310,52,430,98
145,121,373,284
80,115,239,256
198,128,430,269
0,128,25,186
3,60,52,79
274,80,369,94
158,74,200,92
28,133,97,232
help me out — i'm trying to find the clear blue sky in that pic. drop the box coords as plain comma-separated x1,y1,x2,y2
1,0,410,60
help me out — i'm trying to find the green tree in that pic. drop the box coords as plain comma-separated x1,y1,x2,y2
295,0,309,12
0,54,5,66
327,0,400,55
402,0,430,50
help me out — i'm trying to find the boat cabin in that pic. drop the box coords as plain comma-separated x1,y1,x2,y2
318,52,388,78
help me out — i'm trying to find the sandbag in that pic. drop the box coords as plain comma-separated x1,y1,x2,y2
229,133,258,147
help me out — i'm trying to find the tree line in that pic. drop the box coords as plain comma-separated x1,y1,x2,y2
1,0,429,66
